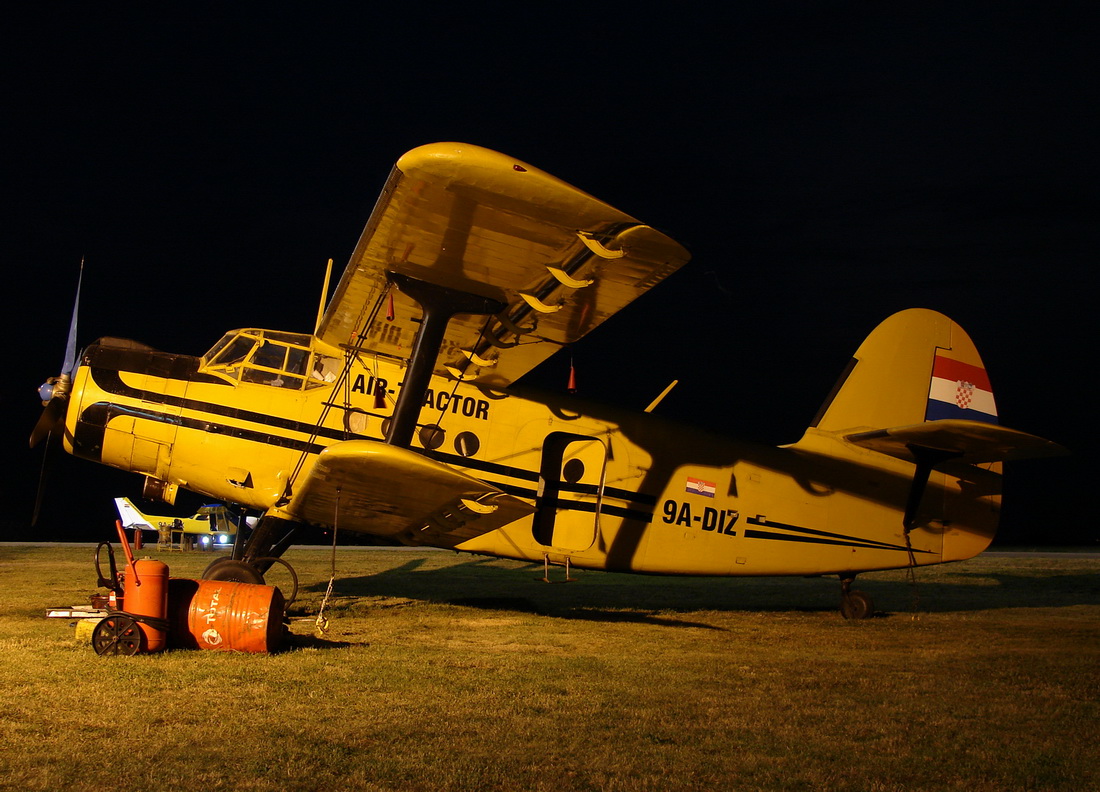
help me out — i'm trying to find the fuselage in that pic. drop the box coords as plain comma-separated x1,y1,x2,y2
64,332,1000,578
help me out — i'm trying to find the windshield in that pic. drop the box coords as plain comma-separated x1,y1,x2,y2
200,330,334,390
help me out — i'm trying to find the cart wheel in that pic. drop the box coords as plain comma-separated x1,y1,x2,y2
92,615,144,656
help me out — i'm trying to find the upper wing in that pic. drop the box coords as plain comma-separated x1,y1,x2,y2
283,440,535,547
316,143,690,388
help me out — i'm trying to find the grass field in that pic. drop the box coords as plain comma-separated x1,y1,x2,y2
1,544,1097,791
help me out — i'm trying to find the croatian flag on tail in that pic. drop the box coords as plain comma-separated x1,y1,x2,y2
925,354,998,424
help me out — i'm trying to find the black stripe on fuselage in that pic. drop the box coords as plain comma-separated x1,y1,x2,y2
76,401,328,458
423,446,656,507
744,516,934,554
82,364,659,516
89,367,349,442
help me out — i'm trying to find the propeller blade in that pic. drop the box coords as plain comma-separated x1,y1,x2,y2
29,395,66,448
32,432,53,525
31,261,83,448
62,262,83,376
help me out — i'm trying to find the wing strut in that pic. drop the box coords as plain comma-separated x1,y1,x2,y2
385,272,505,448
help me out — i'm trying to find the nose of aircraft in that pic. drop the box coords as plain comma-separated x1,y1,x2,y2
30,375,73,447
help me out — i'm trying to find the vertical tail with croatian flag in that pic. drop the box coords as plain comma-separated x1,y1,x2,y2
811,308,994,435
808,309,1001,561
802,308,1063,562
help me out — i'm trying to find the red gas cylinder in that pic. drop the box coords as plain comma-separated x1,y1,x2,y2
121,559,169,652
167,578,285,653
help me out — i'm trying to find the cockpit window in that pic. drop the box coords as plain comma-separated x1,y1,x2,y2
240,340,305,389
201,330,324,390
206,335,257,376
286,347,310,377
251,341,288,370
202,334,234,364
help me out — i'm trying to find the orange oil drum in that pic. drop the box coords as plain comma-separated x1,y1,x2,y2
167,578,285,653
121,559,169,652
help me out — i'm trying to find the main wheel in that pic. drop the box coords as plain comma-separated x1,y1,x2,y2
92,615,144,656
841,590,875,620
202,559,264,584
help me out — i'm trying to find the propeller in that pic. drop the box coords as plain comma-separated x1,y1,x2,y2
30,263,83,448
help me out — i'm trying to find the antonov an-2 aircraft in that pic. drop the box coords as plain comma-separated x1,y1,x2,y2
32,143,1064,618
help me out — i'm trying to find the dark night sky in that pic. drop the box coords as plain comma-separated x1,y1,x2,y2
2,4,1093,543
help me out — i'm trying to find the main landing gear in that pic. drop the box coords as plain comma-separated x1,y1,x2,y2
201,514,300,606
839,575,875,620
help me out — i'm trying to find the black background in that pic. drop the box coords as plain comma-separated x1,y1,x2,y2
4,4,1092,543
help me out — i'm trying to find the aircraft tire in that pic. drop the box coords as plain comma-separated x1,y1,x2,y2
201,557,234,577
841,590,874,620
202,559,264,584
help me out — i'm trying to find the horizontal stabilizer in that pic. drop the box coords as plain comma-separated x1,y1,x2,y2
287,441,535,547
845,419,1067,465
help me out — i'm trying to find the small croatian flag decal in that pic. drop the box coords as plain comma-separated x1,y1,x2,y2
685,477,717,498
926,354,998,424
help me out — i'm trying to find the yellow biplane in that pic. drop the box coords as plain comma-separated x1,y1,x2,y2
31,143,1064,617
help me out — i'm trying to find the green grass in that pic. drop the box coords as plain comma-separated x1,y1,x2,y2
1,545,1098,791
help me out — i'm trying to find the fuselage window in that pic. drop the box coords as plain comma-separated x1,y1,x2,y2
309,354,340,385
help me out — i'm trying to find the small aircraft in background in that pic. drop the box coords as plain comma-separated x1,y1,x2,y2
33,143,1064,618
113,497,252,548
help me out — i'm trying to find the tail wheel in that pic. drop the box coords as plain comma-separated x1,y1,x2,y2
92,615,144,656
841,590,875,620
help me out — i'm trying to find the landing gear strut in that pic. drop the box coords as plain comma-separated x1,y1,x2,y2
839,576,874,620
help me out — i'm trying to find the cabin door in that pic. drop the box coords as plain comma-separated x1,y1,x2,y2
533,432,607,552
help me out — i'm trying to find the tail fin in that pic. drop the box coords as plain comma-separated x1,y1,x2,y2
113,497,156,532
813,309,994,434
803,309,1064,561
